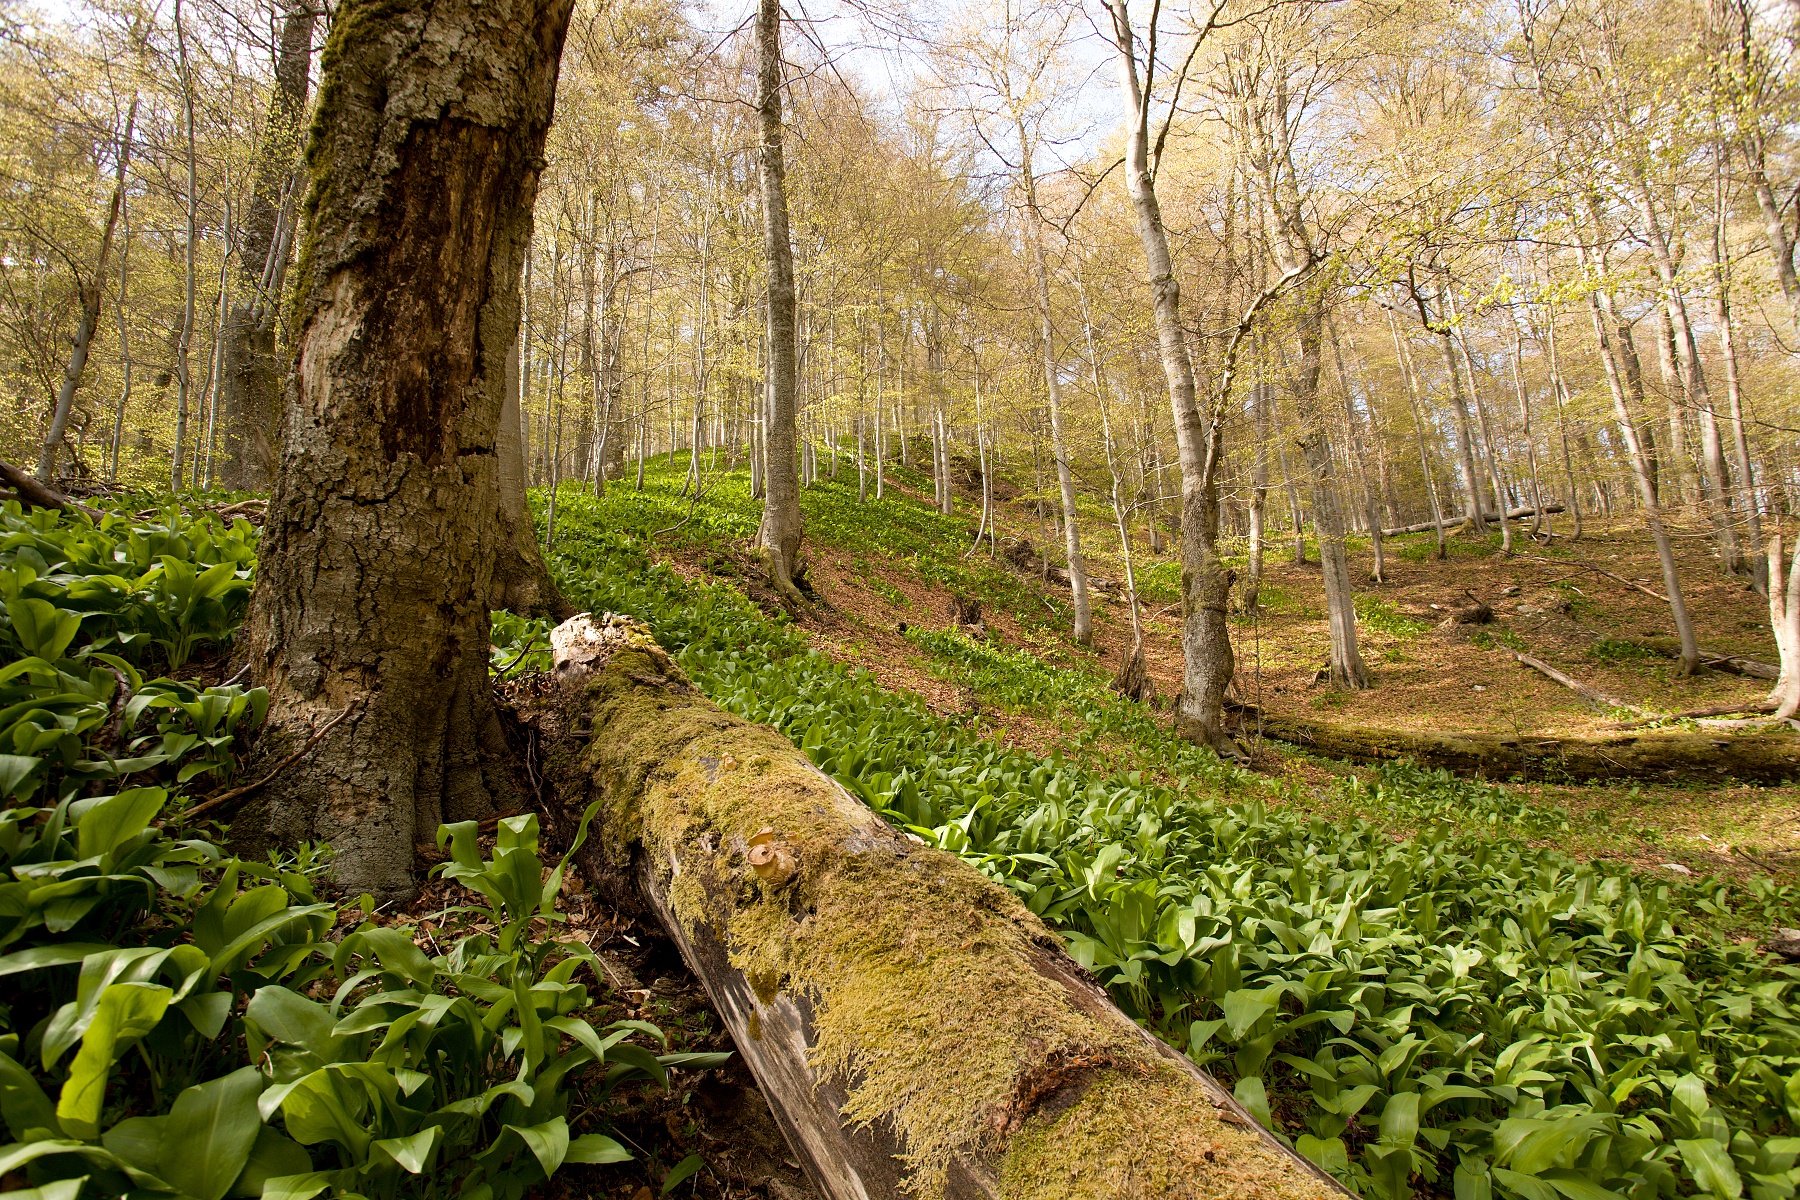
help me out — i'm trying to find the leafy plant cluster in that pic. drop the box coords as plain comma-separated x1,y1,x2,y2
543,471,1800,1200
1354,597,1434,640
0,502,708,1200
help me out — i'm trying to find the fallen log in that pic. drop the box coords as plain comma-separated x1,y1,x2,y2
1232,704,1800,785
1381,504,1563,537
0,459,99,517
1604,700,1778,730
519,614,1342,1200
1510,651,1646,714
1625,636,1780,681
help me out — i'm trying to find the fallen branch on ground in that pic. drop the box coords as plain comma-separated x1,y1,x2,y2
1516,555,1667,602
1511,651,1648,715
1381,504,1564,537
0,459,100,517
1604,701,1779,730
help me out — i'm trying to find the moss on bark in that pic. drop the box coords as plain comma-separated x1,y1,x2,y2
542,622,1339,1200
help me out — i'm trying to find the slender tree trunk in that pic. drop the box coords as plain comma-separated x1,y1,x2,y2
1509,325,1548,542
1713,191,1765,589
1582,261,1701,675
1328,314,1382,582
41,97,136,482
219,0,314,489
108,190,132,482
1014,131,1091,645
1769,533,1800,719
1390,311,1446,560
1542,305,1583,541
240,0,574,899
752,0,803,599
171,0,199,491
1106,3,1238,757
1243,374,1270,613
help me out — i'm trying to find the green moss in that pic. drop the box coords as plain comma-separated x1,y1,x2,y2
573,633,1335,1200
999,1070,1322,1200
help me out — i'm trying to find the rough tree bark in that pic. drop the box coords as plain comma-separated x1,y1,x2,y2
218,0,314,490
752,0,804,602
1106,1,1240,758
525,614,1343,1200
240,0,576,900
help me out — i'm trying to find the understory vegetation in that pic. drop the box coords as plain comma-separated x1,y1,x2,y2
0,502,723,1199
527,459,1800,1200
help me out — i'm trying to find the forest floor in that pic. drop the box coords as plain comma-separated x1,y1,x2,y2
635,454,1795,884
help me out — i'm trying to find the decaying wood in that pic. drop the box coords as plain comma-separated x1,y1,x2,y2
1113,635,1152,702
1380,504,1563,537
522,613,1345,1200
1623,636,1780,681
1510,651,1646,714
1517,554,1669,602
1232,702,1800,784
0,460,99,517
1604,700,1778,730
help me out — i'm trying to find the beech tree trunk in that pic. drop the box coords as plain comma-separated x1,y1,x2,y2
218,0,313,490
1106,4,1239,758
240,0,575,900
752,0,803,599
529,615,1342,1200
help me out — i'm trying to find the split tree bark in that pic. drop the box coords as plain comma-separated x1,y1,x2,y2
525,614,1343,1200
240,0,576,900
751,0,804,602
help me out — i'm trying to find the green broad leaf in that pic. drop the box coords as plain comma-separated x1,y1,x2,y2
0,753,43,800
1422,1085,1492,1114
1233,1076,1271,1129
604,1042,668,1088
502,1116,570,1178
8,598,81,661
1677,1138,1744,1199
1187,1018,1226,1053
0,1177,86,1200
257,1171,336,1200
246,987,338,1060
0,1050,60,1142
178,991,233,1039
74,787,166,862
656,1052,733,1071
565,1134,632,1165
1492,1167,1560,1200
1540,1170,1627,1200
1453,1161,1492,1200
1379,1092,1421,1148
157,1066,267,1200
348,927,435,989
372,1127,440,1174
662,1152,706,1194
1220,987,1277,1040
1296,1135,1349,1175
101,1114,167,1173
56,982,173,1140
229,1127,313,1198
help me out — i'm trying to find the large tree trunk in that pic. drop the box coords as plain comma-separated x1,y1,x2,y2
218,0,313,491
240,0,575,900
752,0,803,600
527,615,1342,1200
1106,5,1238,758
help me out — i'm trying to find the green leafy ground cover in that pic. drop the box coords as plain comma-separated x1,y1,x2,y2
0,502,717,1200
537,459,1800,1200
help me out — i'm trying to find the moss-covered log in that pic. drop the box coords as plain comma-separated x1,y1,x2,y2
1240,706,1800,784
519,614,1343,1200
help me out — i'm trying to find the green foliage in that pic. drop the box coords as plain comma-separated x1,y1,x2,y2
1589,639,1657,664
1354,597,1432,640
543,468,1800,1200
489,612,552,677
0,503,716,1200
